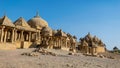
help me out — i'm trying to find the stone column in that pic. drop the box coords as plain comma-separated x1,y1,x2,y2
11,28,15,43
4,30,7,43
55,39,57,47
89,47,91,55
85,46,87,53
63,39,66,47
57,38,58,47
18,33,20,41
14,30,17,42
95,48,97,55
86,46,89,54
95,48,97,53
38,31,40,41
0,26,5,42
91,47,94,55
24,34,28,41
27,34,29,40
31,33,33,41
60,39,62,48
93,47,97,55
65,39,67,48
35,33,37,41
28,32,31,42
20,31,24,41
58,39,60,47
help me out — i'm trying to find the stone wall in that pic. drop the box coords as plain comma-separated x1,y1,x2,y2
0,43,16,50
96,46,105,53
21,41,33,48
61,47,69,51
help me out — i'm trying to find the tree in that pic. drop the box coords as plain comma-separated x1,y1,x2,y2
113,46,119,50
113,46,119,53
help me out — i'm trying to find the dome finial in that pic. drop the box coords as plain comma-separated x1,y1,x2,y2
88,32,90,34
34,11,40,18
36,11,39,16
3,11,7,16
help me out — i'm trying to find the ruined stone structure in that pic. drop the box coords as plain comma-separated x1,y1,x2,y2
0,13,77,50
78,33,105,55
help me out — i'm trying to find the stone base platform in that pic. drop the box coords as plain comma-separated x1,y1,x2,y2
0,41,36,50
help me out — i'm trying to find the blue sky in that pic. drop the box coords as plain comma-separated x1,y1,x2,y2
0,0,120,50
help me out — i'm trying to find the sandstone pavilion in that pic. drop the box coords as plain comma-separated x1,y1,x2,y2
0,12,105,55
0,12,76,51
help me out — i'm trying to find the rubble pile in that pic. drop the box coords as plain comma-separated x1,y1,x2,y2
21,52,39,57
97,54,115,59
21,48,57,57
35,48,57,56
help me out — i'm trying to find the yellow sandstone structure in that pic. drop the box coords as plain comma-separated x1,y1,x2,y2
0,12,105,54
78,33,106,55
0,12,76,51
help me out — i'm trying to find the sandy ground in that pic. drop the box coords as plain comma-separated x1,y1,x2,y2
0,48,120,68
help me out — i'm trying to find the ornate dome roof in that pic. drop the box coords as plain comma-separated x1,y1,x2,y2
93,36,99,42
52,30,57,35
55,29,67,37
41,27,52,36
86,32,92,38
28,12,48,29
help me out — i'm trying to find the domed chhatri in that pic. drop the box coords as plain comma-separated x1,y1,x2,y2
28,12,48,29
0,13,105,55
0,13,77,51
78,33,105,55
41,27,53,36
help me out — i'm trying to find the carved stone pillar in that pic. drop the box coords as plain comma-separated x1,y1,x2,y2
58,39,60,47
55,38,57,47
95,48,98,55
38,31,40,41
93,47,97,55
11,28,15,43
18,33,20,41
0,26,5,42
35,33,37,41
86,46,89,54
65,39,67,48
20,31,24,41
28,32,31,42
89,47,91,55
91,47,94,55
14,30,17,42
60,38,62,48
4,30,7,43
55,39,57,46
57,38,58,47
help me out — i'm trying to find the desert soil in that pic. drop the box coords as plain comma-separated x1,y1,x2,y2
0,48,120,68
